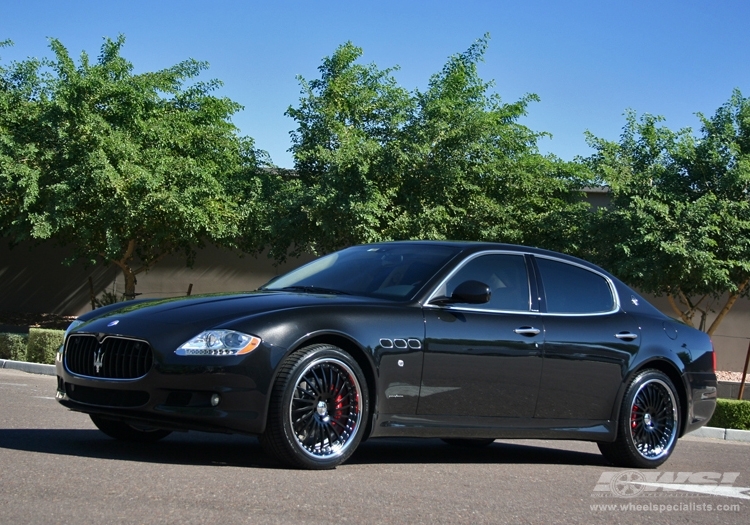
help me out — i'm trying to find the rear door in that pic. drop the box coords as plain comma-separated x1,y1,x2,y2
532,255,641,420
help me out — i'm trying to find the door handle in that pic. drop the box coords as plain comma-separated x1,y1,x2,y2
615,332,638,341
514,327,541,336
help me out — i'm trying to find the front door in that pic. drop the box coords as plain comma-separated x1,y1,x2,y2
419,253,544,418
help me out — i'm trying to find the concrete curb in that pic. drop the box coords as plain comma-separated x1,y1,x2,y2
688,426,750,443
0,359,55,376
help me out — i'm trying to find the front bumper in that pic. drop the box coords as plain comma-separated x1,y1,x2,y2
55,343,280,436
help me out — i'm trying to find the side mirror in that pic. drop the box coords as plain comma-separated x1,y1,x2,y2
432,280,491,305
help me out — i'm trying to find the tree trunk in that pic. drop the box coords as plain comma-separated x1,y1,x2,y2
109,239,139,300
121,266,138,300
667,294,694,327
106,239,170,301
707,277,750,336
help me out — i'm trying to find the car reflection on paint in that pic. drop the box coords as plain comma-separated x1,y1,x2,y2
56,241,717,469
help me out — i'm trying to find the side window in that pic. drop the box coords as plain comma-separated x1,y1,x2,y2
442,254,530,312
535,257,614,314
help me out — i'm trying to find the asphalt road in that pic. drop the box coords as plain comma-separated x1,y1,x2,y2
1,368,748,525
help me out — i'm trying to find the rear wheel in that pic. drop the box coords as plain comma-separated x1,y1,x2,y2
90,414,172,443
441,438,495,448
598,369,680,468
261,344,369,469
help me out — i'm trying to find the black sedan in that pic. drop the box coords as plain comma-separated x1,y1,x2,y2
55,241,717,469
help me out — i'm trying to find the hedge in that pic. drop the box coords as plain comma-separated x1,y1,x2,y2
0,333,28,361
707,399,750,431
25,328,65,365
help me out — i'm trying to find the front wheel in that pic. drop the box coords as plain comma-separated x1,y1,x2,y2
90,415,172,443
598,369,680,468
261,344,369,469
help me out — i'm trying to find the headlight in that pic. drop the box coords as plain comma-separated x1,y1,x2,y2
175,330,261,356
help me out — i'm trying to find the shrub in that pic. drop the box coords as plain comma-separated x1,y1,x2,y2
26,328,64,365
0,333,28,361
708,399,750,431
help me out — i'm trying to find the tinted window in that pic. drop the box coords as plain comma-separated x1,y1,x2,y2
263,244,461,299
536,257,614,314
439,254,530,311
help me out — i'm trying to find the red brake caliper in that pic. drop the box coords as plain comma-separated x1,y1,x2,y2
631,404,639,429
332,394,345,423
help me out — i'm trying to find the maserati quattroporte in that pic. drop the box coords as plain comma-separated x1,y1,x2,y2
56,241,717,469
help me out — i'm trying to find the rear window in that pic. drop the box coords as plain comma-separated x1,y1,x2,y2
536,257,615,314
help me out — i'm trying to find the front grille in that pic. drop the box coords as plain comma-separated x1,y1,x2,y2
65,383,149,407
65,334,153,379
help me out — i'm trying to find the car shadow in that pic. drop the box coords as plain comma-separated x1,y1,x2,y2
0,428,608,469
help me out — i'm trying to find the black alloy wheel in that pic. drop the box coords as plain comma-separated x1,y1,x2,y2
90,414,172,443
598,369,680,468
261,344,369,469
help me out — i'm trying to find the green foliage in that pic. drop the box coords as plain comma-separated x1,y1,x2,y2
390,37,588,249
269,41,413,258
270,35,589,260
586,90,750,334
0,36,269,297
0,333,28,361
26,328,63,364
708,399,750,431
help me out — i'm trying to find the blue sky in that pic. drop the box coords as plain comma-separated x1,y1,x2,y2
2,0,748,168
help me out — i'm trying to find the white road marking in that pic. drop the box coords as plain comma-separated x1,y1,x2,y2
0,382,29,387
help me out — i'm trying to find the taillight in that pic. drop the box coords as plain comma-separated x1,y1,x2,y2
710,340,716,372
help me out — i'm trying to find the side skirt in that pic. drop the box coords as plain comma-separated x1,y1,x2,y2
370,413,616,442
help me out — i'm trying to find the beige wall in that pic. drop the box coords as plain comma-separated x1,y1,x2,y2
645,293,750,372
1,238,748,371
0,239,312,316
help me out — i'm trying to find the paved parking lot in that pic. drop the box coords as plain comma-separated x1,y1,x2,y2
1,368,748,524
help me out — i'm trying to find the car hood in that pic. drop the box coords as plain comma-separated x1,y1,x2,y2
71,291,386,350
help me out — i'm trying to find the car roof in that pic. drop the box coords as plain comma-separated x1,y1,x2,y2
357,240,603,273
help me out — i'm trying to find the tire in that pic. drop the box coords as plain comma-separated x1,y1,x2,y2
90,414,172,443
441,438,495,448
598,369,680,468
261,344,369,470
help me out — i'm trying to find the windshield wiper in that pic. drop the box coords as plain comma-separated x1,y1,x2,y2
278,286,349,295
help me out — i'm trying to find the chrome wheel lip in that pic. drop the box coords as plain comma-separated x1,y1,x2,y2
288,357,363,461
629,378,678,461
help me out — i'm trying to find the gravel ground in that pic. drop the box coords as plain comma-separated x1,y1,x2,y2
717,371,750,383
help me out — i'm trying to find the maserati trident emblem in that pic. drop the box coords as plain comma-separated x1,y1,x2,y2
107,320,120,327
93,349,103,374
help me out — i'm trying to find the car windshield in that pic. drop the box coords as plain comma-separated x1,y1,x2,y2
262,244,461,299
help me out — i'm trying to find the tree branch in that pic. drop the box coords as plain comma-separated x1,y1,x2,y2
133,251,170,276
667,294,693,326
707,277,750,336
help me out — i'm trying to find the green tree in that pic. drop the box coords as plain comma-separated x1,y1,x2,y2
587,90,750,335
270,41,412,259
275,36,588,259
0,36,268,298
387,36,587,249
0,40,45,240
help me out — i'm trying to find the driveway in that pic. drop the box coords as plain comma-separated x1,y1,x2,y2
1,368,748,524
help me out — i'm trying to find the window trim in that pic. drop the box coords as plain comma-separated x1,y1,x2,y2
532,254,621,317
424,250,535,315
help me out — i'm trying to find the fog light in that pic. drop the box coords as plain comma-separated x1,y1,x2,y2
210,394,221,407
